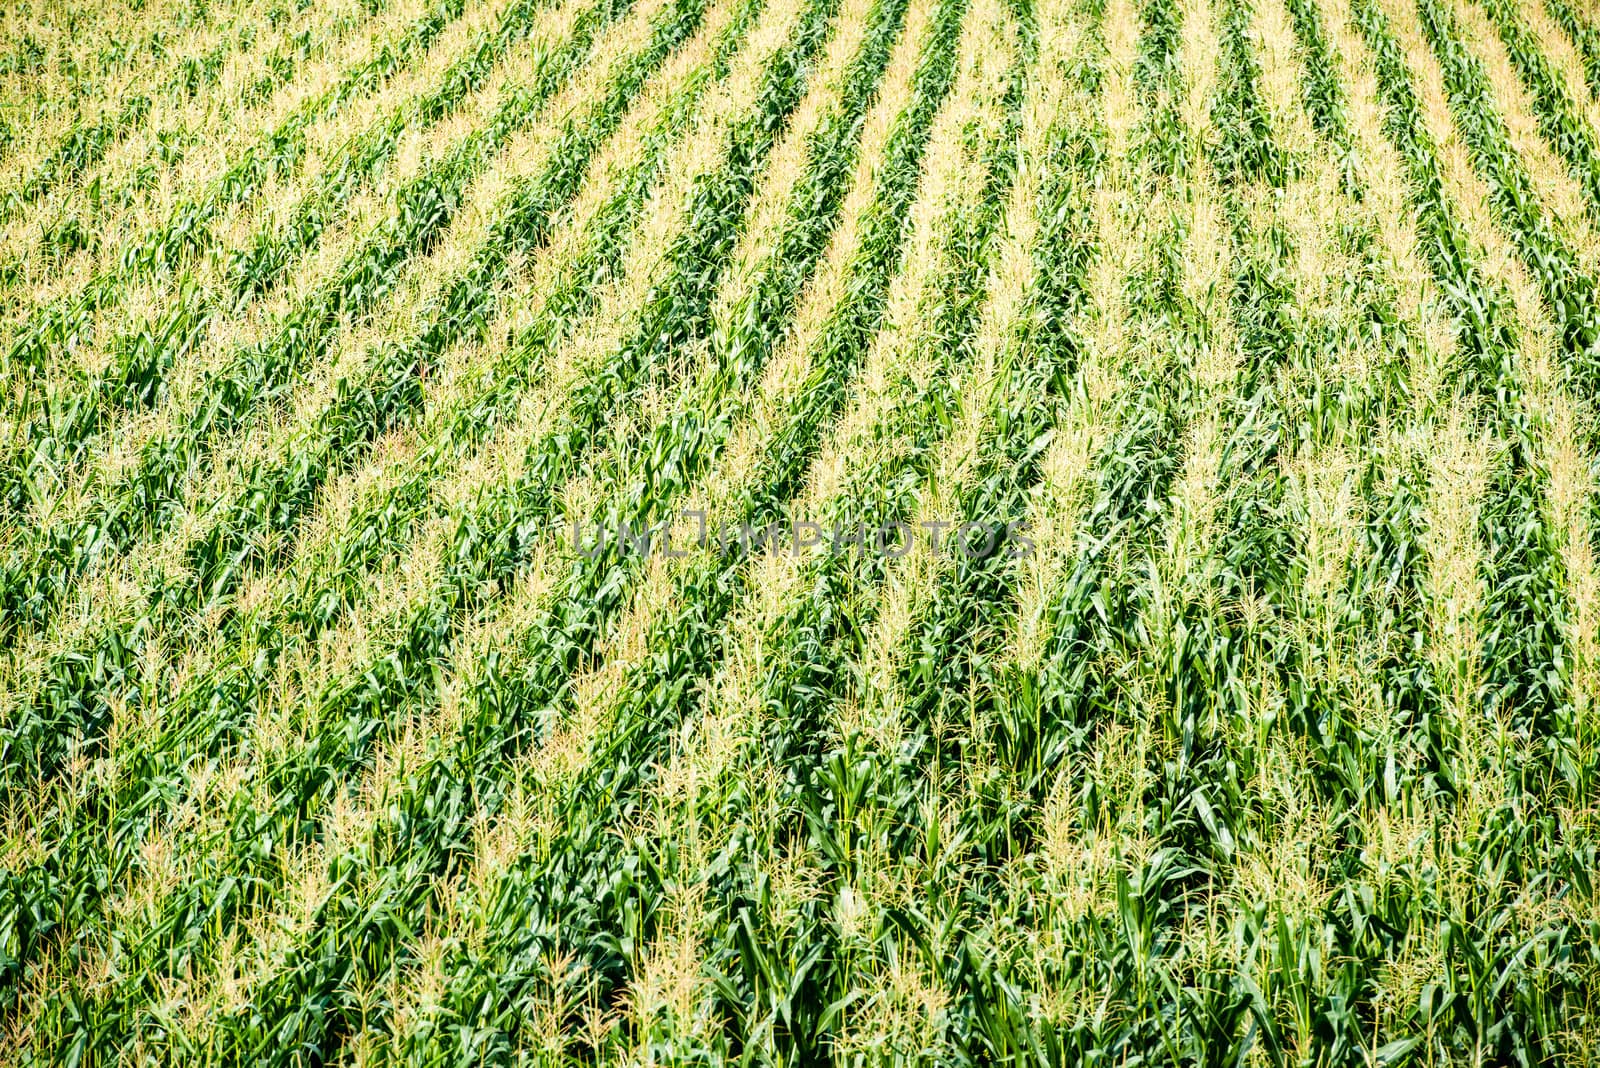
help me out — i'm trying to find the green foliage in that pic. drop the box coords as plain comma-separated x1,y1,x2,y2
3,0,1600,1061
1542,0,1600,100
0,0,727,1024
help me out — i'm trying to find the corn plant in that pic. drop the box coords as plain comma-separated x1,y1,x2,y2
3,0,1599,1059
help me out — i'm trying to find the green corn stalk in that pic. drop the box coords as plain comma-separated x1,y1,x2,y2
0,0,726,1021
1477,0,1600,219
0,0,589,536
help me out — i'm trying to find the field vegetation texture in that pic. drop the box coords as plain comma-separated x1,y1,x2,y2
2,0,1600,1059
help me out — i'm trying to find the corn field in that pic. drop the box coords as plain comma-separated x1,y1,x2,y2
0,0,1599,1059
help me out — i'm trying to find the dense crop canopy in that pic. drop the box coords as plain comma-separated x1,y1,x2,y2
1,0,1599,1060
